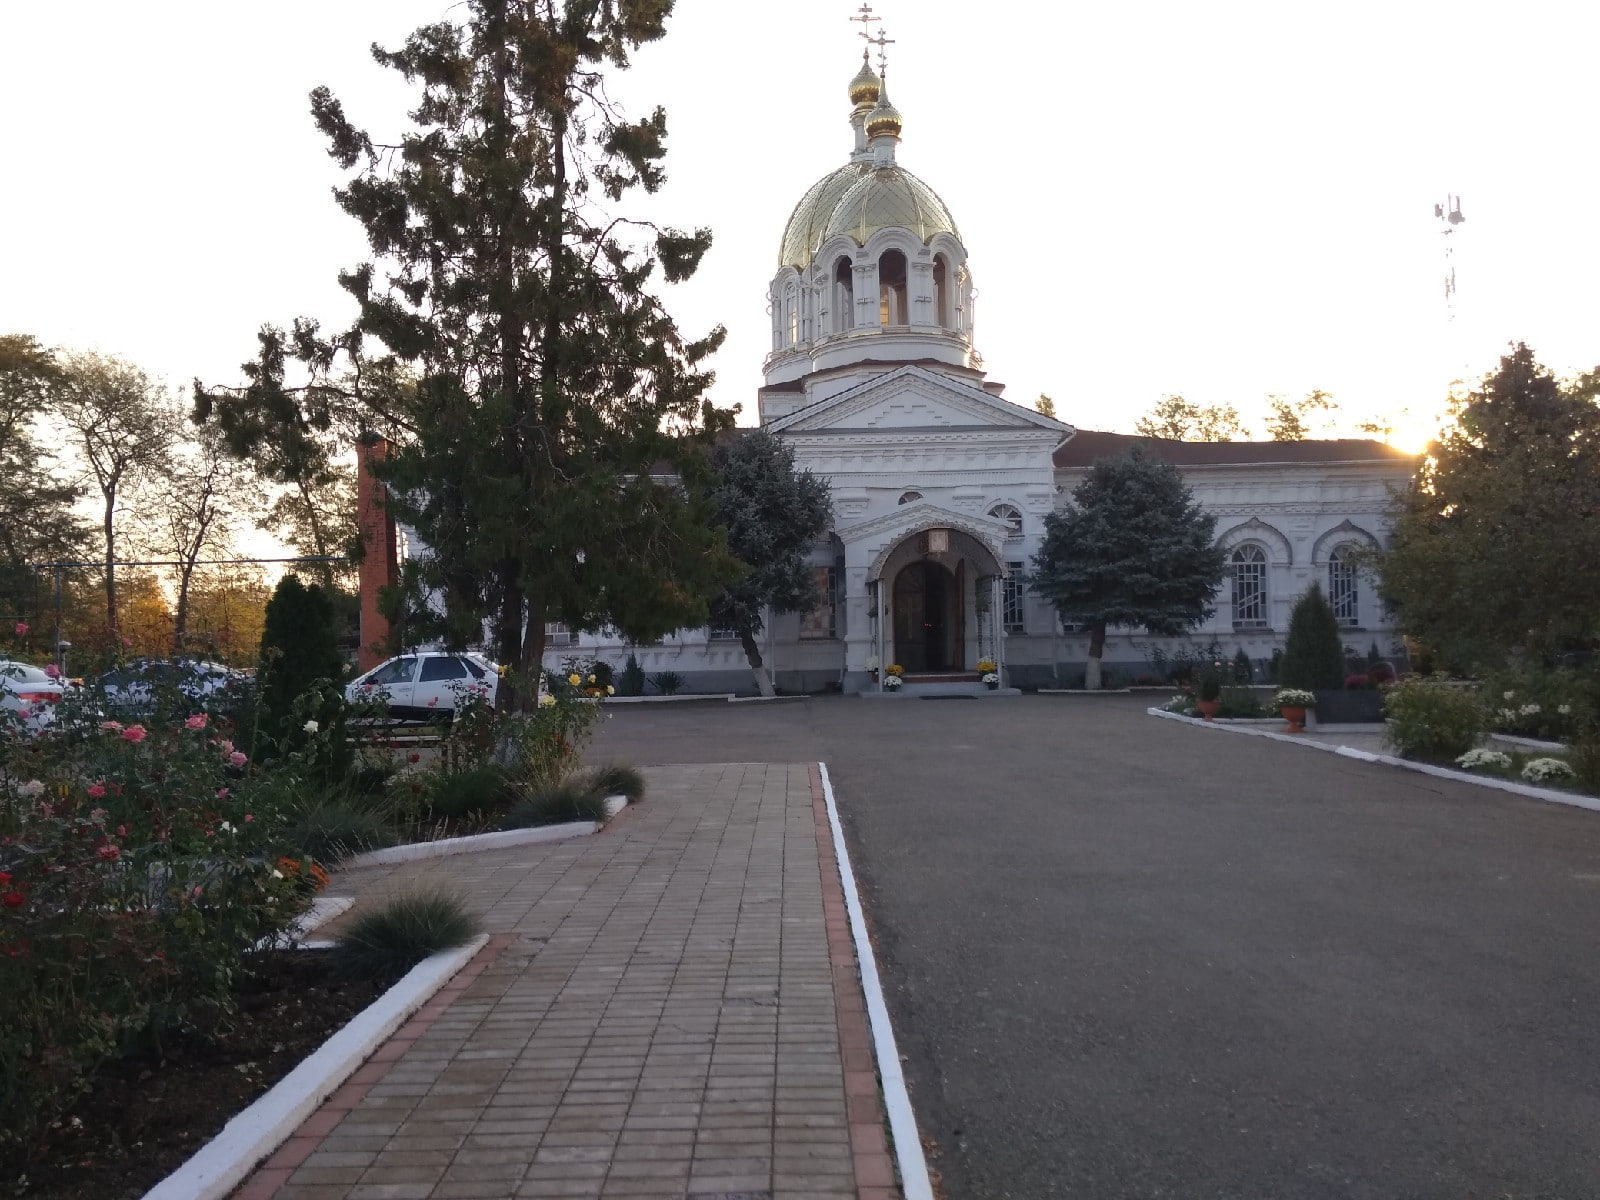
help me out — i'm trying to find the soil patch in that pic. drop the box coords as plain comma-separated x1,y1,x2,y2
7,949,407,1200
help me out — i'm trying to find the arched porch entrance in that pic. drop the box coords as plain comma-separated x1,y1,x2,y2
867,523,1007,681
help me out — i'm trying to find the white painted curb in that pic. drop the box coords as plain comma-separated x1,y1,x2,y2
142,933,490,1200
342,795,626,868
604,693,737,703
1147,707,1600,813
818,763,935,1200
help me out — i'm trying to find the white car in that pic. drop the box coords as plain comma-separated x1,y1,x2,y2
344,651,499,721
98,659,247,717
1,660,68,736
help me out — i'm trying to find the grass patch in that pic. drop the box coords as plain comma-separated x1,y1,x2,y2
331,890,481,980
283,796,400,863
588,763,646,804
501,776,610,829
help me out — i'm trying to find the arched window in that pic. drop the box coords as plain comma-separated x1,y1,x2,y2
933,254,952,329
878,249,908,326
897,491,923,505
833,257,853,334
1328,547,1360,627
987,503,1023,540
786,284,799,346
1230,544,1268,628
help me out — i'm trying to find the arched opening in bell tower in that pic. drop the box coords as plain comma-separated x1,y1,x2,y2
933,253,952,329
833,256,854,334
878,249,907,327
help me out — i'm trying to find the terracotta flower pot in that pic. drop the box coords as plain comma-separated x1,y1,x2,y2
1281,705,1307,733
1195,698,1221,720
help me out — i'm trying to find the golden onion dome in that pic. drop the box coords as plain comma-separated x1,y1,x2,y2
822,164,960,251
777,163,870,268
848,55,882,107
864,87,903,140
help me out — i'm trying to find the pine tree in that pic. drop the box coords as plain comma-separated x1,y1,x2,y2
1278,583,1345,690
196,1,739,710
706,430,834,697
1033,448,1225,689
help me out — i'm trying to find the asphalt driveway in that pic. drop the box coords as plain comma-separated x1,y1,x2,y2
591,695,1600,1199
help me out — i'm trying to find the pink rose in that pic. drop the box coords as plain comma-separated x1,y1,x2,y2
96,844,120,862
216,788,230,799
184,714,208,730
121,725,148,743
100,720,124,733
228,751,248,768
242,813,252,821
215,739,234,755
43,664,59,679
88,807,108,822
13,622,27,637
87,782,107,799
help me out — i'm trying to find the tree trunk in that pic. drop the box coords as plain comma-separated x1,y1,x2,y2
517,601,547,715
102,491,118,638
173,561,195,654
1085,620,1106,690
738,627,775,698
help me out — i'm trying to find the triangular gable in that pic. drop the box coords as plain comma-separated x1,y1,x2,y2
769,365,1073,436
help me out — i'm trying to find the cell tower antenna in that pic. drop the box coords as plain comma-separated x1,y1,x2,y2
1434,193,1465,321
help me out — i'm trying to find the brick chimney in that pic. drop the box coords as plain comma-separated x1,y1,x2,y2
356,436,397,671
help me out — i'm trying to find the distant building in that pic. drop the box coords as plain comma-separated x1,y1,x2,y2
359,44,1414,692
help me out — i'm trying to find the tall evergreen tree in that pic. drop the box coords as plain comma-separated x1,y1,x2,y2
257,574,344,759
1033,448,1225,689
196,1,739,711
1278,583,1345,690
1379,343,1600,667
706,430,834,697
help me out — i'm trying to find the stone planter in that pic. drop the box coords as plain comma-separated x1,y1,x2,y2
1195,698,1221,720
1314,688,1385,724
1280,705,1308,733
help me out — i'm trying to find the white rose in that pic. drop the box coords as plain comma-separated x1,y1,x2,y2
303,719,320,734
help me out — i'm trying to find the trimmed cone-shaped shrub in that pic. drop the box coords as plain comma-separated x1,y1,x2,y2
1279,583,1346,690
258,575,346,761
332,890,480,979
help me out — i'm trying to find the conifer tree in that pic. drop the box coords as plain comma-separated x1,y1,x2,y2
257,574,344,758
1033,448,1225,689
196,1,739,710
1278,583,1345,690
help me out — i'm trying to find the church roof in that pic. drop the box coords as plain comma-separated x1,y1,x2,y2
1053,430,1417,469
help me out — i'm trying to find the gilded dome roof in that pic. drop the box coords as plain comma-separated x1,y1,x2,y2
863,89,903,140
778,163,870,269
848,56,881,107
821,165,960,252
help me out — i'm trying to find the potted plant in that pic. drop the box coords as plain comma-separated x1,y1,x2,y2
883,663,904,690
1273,687,1317,732
864,656,879,683
977,659,998,690
1194,661,1223,719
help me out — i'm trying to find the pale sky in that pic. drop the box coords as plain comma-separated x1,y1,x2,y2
6,1,1599,452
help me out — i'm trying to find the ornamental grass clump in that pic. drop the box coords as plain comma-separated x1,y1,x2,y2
330,889,480,980
1383,676,1483,761
589,763,647,804
501,775,611,829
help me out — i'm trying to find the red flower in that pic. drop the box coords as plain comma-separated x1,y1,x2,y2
409,753,420,763
2,891,24,908
96,844,121,862
121,725,148,743
87,782,107,799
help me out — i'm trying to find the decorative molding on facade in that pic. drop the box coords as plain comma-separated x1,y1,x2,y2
1216,517,1294,565
1311,519,1380,563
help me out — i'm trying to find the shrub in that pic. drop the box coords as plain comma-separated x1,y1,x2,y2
331,889,480,980
1344,673,1372,690
1384,676,1483,761
422,763,516,822
501,776,610,828
282,796,399,863
257,576,345,760
1522,757,1575,783
1478,666,1594,743
1569,736,1600,794
617,653,646,697
650,670,683,696
1280,584,1345,690
1231,648,1253,683
589,763,646,804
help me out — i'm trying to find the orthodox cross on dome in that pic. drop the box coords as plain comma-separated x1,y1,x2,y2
850,3,881,48
869,28,896,76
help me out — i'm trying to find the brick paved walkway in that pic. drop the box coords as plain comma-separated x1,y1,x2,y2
233,762,899,1200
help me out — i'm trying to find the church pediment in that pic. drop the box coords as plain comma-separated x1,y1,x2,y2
768,365,1071,437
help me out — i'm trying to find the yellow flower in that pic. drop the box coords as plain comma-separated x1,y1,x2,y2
587,674,596,684
606,685,615,695
538,693,556,708
568,673,581,686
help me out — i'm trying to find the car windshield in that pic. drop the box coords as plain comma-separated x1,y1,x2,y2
0,662,52,684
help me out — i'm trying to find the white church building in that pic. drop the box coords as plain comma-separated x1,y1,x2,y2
542,48,1413,694
362,42,1415,694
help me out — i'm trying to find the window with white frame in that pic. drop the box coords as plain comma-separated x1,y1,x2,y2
708,626,740,641
1230,544,1269,628
1328,547,1360,627
544,621,580,646
799,566,837,639
988,503,1024,541
1002,562,1026,634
